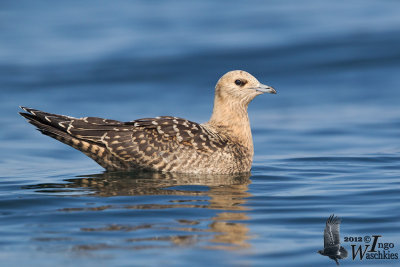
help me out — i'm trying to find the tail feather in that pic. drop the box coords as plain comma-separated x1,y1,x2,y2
20,106,74,131
19,107,129,170
19,107,100,150
19,111,71,140
20,106,124,132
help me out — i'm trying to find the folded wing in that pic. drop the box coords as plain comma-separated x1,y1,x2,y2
19,107,227,171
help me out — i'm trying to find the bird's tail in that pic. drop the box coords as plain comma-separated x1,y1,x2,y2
20,107,78,144
339,246,348,259
19,107,115,169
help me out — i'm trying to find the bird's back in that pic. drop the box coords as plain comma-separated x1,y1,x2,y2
20,107,252,174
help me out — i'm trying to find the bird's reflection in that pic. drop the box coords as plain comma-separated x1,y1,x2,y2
26,171,252,250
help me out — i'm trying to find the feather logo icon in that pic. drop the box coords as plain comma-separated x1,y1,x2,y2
318,214,348,265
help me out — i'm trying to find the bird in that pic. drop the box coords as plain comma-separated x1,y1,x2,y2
19,70,276,174
318,214,348,265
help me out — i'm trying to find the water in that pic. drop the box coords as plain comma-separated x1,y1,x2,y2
1,1,400,266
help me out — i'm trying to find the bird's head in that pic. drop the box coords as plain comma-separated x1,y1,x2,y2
214,70,276,105
317,250,324,255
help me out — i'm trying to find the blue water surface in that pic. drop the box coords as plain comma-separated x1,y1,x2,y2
1,1,400,266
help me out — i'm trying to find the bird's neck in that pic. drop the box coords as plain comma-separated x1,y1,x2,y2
207,95,254,154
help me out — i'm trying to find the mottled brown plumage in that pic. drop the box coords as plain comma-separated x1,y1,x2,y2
19,70,276,174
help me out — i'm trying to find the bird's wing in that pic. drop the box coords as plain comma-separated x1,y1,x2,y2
128,116,228,151
72,116,228,169
20,107,228,170
323,214,342,248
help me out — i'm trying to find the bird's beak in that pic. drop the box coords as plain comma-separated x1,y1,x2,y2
254,83,277,94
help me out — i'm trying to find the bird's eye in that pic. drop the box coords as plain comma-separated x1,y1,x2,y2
235,79,243,86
